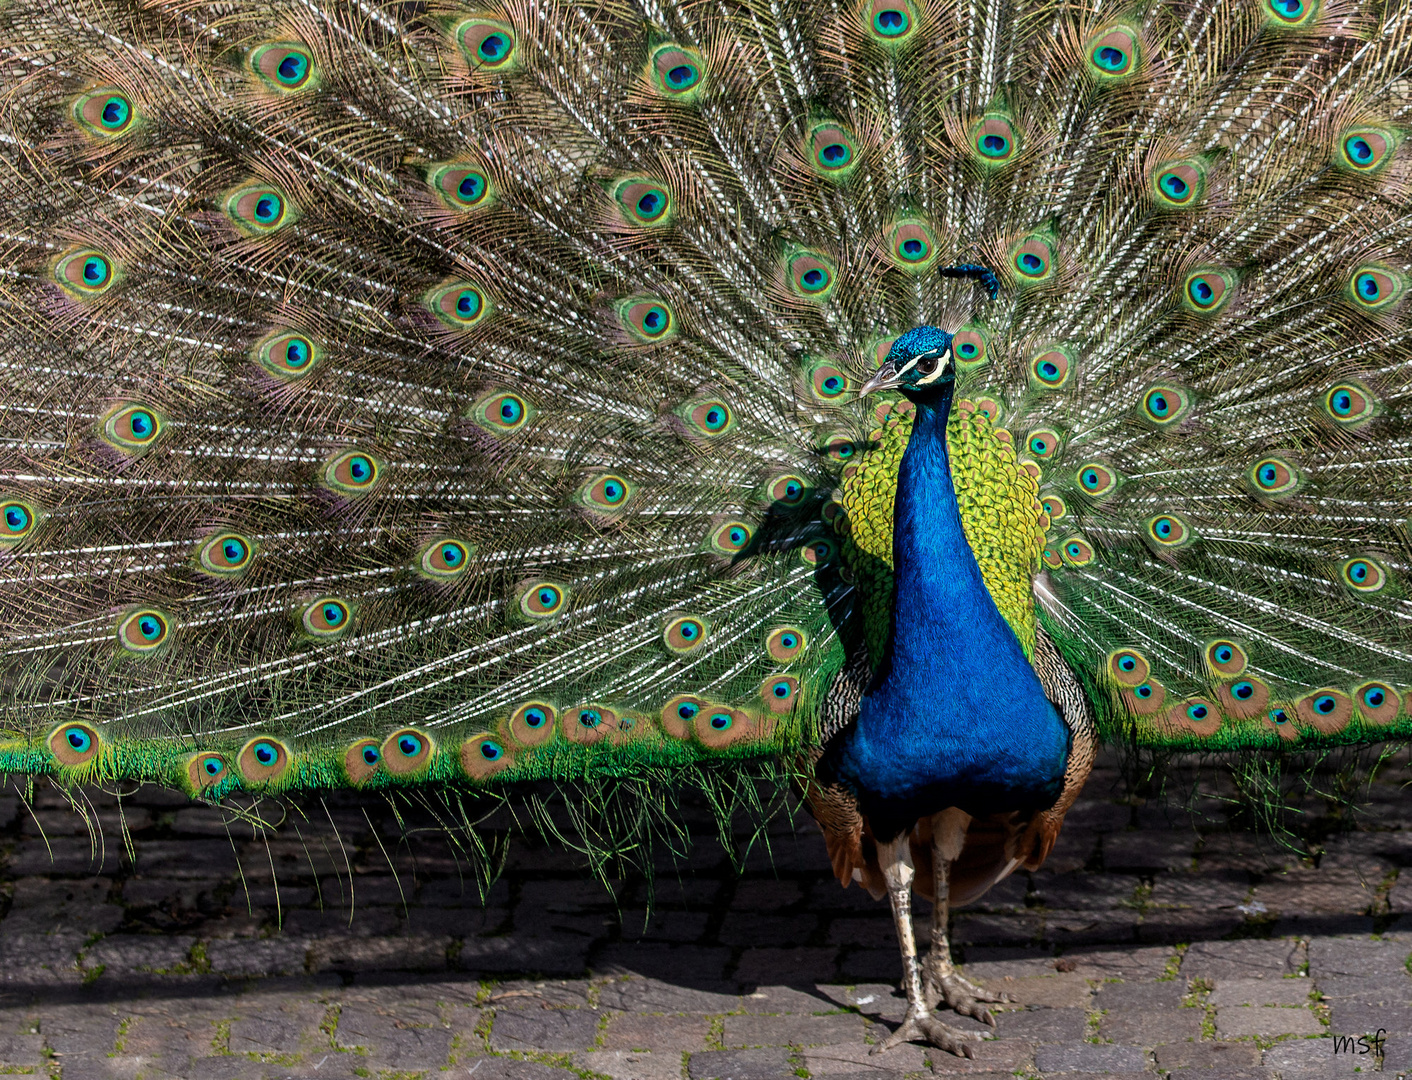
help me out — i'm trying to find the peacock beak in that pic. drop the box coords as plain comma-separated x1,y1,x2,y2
859,359,902,397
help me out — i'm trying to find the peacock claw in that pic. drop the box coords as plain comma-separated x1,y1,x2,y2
873,1008,980,1057
923,970,1012,1025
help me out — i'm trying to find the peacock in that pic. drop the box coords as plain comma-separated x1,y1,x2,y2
3,0,1412,1056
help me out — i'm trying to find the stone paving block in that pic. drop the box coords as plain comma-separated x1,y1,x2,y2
518,879,620,912
309,933,451,974
815,984,904,1025
83,934,197,975
1061,941,1180,981
1208,977,1313,1006
1044,909,1141,947
718,914,820,948
1196,834,1301,873
488,1007,600,1052
228,1001,326,1057
972,875,1029,912
1102,831,1196,871
1032,1042,1150,1073
121,1006,230,1060
1181,939,1304,981
132,840,241,879
1032,873,1142,911
1328,1000,1412,1038
594,945,732,984
575,1048,685,1080
1042,829,1099,874
1098,1007,1202,1046
1256,871,1377,915
801,1040,927,1075
1147,872,1250,909
0,1031,44,1066
949,914,1042,947
602,1012,711,1051
732,881,804,911
1093,981,1185,1011
1261,1035,1382,1078
1136,911,1246,945
121,877,223,910
826,916,926,948
462,931,592,975
992,1007,1086,1043
487,979,594,1010
723,1012,862,1048
280,909,401,938
0,931,85,985
733,947,838,987
206,938,311,978
1154,1040,1262,1071
621,911,712,944
837,949,906,982
687,1047,794,1079
1308,935,1412,977
335,1002,453,1066
7,837,123,876
190,1057,280,1080
1165,1070,1272,1080
926,1038,1035,1075
7,878,124,936
595,977,739,1014
740,985,839,1014
964,972,1091,1009
1314,973,1412,1003
1214,1005,1322,1038
448,1059,579,1079
42,1006,123,1067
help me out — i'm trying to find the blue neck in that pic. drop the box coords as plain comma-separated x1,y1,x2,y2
836,385,1069,832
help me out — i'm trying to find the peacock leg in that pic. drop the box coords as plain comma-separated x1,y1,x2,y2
921,809,1012,1024
871,833,980,1058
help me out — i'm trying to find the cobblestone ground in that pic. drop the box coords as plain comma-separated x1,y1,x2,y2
0,748,1408,1080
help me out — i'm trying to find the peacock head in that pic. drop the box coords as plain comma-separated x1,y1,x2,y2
859,326,955,399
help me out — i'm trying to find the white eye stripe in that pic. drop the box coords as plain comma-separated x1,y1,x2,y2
915,348,953,384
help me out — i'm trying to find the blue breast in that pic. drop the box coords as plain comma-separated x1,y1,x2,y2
832,391,1070,828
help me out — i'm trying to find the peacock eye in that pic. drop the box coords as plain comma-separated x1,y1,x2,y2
916,353,939,375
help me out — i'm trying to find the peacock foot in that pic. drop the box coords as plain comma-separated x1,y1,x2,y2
922,970,1012,1026
873,1007,980,1057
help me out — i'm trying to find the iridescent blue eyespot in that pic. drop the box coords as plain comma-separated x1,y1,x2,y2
677,702,699,721
479,33,508,62
398,734,423,757
524,707,547,729
1363,687,1385,709
6,505,31,533
362,746,380,766
1093,46,1126,71
1231,681,1255,701
1133,683,1154,700
1187,704,1209,721
204,756,225,776
709,712,732,731
1313,694,1337,715
579,709,602,728
102,97,129,127
253,741,278,766
66,728,92,753
278,52,308,84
